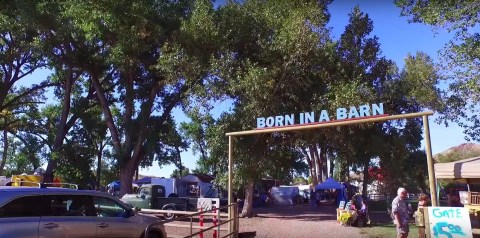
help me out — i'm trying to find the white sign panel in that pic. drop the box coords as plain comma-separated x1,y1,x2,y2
427,207,472,238
197,198,220,211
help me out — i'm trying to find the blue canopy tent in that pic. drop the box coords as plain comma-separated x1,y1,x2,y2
315,178,344,190
315,178,346,207
107,181,120,189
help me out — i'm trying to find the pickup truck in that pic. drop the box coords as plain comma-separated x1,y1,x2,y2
121,184,226,219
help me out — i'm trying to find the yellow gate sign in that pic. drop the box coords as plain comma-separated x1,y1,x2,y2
427,207,472,238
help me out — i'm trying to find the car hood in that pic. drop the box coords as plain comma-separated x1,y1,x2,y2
135,212,162,223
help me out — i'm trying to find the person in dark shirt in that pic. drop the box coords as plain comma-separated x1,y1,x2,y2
449,195,464,207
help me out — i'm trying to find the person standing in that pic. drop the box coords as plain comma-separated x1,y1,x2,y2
289,189,295,206
310,188,316,208
392,187,410,238
416,193,430,238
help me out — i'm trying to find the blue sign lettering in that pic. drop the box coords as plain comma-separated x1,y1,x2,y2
255,103,386,129
257,114,295,128
432,208,463,219
318,110,330,122
336,108,348,120
433,222,465,238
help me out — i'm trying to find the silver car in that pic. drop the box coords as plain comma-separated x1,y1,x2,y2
0,186,166,238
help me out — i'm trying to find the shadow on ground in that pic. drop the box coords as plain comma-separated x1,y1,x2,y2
247,204,393,224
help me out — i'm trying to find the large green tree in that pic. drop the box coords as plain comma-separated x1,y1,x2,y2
395,0,480,141
206,0,334,217
56,0,219,194
0,1,53,175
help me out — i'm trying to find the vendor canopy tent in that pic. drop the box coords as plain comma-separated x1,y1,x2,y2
107,181,120,189
315,177,344,190
435,156,480,182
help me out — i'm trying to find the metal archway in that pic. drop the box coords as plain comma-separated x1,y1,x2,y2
225,111,437,234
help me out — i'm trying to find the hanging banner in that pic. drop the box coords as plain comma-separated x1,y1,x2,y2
256,103,387,129
427,207,473,238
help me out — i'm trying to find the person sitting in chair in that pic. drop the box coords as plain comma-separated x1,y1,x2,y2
352,199,369,226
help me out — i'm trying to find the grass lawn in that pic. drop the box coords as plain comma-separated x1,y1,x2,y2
359,223,418,238
364,199,421,237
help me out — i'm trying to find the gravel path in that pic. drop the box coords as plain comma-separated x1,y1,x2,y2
237,204,367,238
164,204,370,238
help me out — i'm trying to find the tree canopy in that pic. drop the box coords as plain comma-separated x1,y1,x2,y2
396,0,480,141
0,1,449,216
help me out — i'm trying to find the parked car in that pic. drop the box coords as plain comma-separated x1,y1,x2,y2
0,186,167,238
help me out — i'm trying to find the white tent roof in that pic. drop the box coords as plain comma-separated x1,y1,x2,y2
434,156,480,180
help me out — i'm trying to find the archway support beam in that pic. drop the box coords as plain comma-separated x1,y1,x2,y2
226,111,437,235
226,111,433,136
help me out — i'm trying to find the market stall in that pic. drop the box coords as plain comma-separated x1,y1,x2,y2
316,178,345,206
435,156,480,183
434,156,480,236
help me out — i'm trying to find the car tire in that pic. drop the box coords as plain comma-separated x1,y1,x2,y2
147,231,162,238
164,207,176,220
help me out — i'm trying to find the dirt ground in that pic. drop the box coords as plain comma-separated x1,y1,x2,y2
164,204,391,238
237,204,367,238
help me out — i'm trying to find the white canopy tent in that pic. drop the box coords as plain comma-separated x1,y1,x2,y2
434,156,480,183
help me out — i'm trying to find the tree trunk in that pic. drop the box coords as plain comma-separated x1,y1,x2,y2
362,159,370,198
96,146,102,190
301,147,317,185
119,163,135,195
340,160,348,182
0,127,8,175
308,146,319,185
311,144,322,183
320,144,328,181
240,180,254,218
176,146,183,177
329,159,335,179
135,165,139,181
45,70,75,182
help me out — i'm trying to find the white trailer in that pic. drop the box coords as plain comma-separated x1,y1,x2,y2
150,178,188,197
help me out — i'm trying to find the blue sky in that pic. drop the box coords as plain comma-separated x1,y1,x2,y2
142,1,469,176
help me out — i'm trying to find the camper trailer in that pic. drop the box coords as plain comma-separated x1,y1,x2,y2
149,174,218,198
150,178,188,197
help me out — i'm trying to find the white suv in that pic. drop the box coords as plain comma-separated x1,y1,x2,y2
0,186,166,238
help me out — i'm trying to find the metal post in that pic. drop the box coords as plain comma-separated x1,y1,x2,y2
423,115,438,206
228,136,234,236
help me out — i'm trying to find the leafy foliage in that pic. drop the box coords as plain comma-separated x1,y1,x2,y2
396,0,480,141
0,1,443,209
